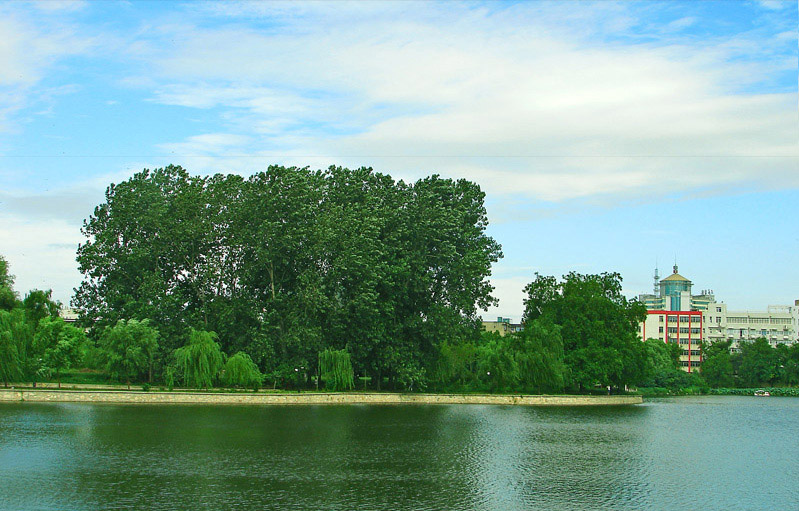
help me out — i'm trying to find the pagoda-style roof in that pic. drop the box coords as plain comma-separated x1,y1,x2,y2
661,273,690,283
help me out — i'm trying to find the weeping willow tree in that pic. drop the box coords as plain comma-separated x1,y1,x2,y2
0,309,32,387
174,329,225,389
319,349,355,391
222,352,263,391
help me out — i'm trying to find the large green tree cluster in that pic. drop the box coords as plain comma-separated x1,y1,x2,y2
74,165,502,389
522,272,648,391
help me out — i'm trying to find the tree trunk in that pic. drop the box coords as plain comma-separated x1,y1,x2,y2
268,262,276,300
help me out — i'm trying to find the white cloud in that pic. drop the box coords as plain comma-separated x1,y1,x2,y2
125,2,797,203
0,213,84,304
0,10,92,133
158,133,252,155
30,0,88,12
481,276,530,322
756,0,791,10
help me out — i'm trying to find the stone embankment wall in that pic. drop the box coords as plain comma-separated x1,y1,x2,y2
0,389,641,406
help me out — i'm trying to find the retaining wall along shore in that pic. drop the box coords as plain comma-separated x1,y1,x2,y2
0,389,641,406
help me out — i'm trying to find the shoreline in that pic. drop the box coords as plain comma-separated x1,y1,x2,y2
0,389,642,406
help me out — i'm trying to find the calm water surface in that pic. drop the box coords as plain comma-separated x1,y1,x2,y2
0,396,797,510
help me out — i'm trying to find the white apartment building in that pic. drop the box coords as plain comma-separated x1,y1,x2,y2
703,302,798,352
639,265,798,372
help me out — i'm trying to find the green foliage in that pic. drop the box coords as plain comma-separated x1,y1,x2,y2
32,317,85,387
434,338,481,390
0,287,17,312
699,340,734,388
0,309,26,385
74,165,502,390
522,272,647,390
513,321,566,393
637,338,687,390
318,349,355,391
223,352,263,390
0,308,34,383
0,256,17,312
173,329,225,389
432,326,566,394
477,333,520,392
780,343,799,386
165,366,175,391
101,319,159,388
737,338,779,387
23,289,60,328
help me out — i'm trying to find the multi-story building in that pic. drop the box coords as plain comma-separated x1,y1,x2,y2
703,302,798,352
482,316,523,336
639,265,799,372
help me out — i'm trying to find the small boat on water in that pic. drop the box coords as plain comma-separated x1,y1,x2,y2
754,389,770,397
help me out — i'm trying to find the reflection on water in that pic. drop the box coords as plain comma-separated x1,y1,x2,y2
0,397,797,510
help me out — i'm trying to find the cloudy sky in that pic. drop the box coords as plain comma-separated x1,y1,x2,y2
0,0,796,319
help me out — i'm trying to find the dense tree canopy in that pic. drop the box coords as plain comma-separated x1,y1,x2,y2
75,165,502,389
522,272,647,390
737,337,780,387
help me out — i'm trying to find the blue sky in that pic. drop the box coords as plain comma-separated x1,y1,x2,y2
0,0,796,319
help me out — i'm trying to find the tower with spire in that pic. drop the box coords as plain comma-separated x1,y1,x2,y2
653,262,660,295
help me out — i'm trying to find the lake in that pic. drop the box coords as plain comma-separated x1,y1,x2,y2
0,396,796,510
